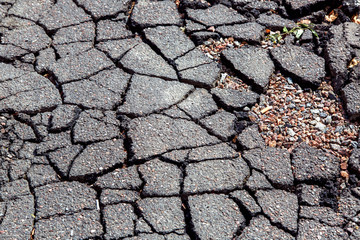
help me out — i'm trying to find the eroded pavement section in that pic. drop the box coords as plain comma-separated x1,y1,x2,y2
0,0,360,239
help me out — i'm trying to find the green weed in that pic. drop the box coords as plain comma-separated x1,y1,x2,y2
266,23,319,44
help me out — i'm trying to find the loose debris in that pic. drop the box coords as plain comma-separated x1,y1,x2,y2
250,73,359,162
216,72,250,92
325,9,339,23
199,37,244,60
348,57,360,68
352,13,360,24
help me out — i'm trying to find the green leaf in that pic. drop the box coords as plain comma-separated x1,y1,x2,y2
269,35,276,43
288,27,298,34
283,26,289,34
294,29,304,39
298,23,309,28
310,29,319,38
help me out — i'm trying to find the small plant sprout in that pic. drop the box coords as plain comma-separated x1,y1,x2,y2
265,22,319,44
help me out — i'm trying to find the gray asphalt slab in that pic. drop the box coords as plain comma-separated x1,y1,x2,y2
0,0,359,239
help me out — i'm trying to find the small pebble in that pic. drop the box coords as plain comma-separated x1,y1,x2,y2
310,120,317,125
330,143,341,151
287,128,296,137
324,116,332,124
249,73,359,160
315,122,326,132
319,112,328,118
311,109,320,114
335,126,344,133
340,171,349,180
288,104,296,109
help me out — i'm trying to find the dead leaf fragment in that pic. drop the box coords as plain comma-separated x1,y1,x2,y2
298,19,311,25
340,170,349,179
30,228,35,240
128,1,135,14
340,162,347,170
269,140,277,147
352,14,360,24
325,10,338,23
207,26,215,32
260,106,273,114
348,58,359,68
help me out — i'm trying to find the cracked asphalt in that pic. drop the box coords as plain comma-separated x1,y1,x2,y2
0,0,360,239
